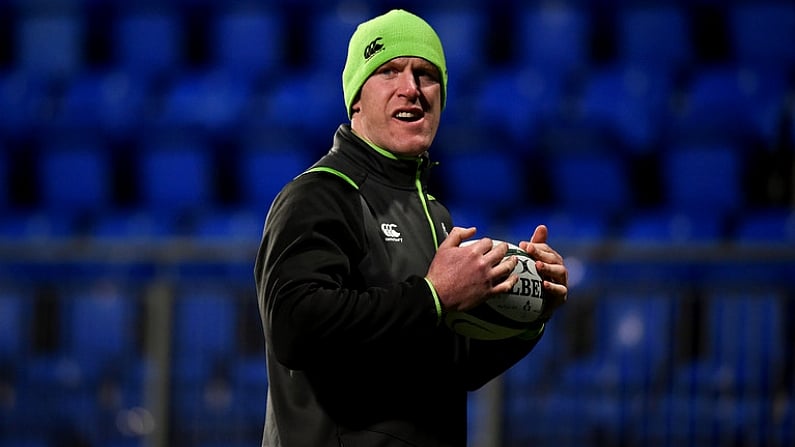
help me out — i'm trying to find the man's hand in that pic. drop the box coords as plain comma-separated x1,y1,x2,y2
518,225,568,320
426,227,519,312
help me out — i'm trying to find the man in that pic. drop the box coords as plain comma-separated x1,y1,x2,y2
254,9,568,447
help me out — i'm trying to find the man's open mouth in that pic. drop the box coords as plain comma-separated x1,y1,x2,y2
395,111,423,122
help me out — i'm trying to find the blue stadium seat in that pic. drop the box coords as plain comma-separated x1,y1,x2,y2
560,291,676,395
138,138,213,214
620,210,724,244
259,70,345,137
472,68,563,146
90,211,178,239
188,210,265,282
0,212,75,240
423,9,487,85
192,210,262,243
578,65,672,151
645,394,719,446
156,70,250,132
0,292,28,363
172,370,247,445
238,148,311,212
307,9,369,74
729,2,795,70
230,358,268,429
503,316,565,395
674,290,785,397
442,203,497,242
710,291,786,395
505,392,601,447
600,292,676,385
53,71,148,137
648,393,779,446
115,11,183,80
172,289,238,367
734,209,795,243
528,292,679,445
617,4,692,73
662,143,742,216
702,251,795,289
213,9,284,82
38,142,111,213
548,152,630,218
516,3,589,78
16,354,102,437
744,69,793,143
60,285,138,379
0,71,49,137
16,14,82,79
442,151,523,218
171,290,246,444
506,210,608,246
670,67,762,144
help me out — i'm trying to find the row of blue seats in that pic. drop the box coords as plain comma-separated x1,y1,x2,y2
0,138,792,235
502,288,795,446
1,357,266,447
3,284,792,364
0,205,793,248
1,286,792,446
2,286,792,387
4,0,793,151
502,393,795,447
1,207,794,252
0,285,261,369
4,392,793,447
0,285,264,446
1,61,791,151
1,59,791,232
4,385,793,447
7,378,790,447
5,1,795,78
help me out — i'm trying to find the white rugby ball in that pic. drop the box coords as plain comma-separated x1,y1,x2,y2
445,240,545,340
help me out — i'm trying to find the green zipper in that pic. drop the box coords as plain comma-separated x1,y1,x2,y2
415,158,439,248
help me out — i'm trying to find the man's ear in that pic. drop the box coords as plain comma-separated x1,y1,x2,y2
350,97,361,115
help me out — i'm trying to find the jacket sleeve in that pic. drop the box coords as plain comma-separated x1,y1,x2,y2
255,174,441,371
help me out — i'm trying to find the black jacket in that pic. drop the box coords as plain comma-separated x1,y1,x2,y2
255,124,541,447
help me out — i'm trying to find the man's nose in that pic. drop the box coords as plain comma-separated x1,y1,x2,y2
397,70,420,97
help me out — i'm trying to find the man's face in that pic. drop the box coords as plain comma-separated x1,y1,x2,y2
350,57,442,157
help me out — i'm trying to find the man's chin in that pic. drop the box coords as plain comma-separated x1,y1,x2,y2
391,139,433,157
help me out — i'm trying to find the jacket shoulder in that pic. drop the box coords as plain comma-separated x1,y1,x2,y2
302,148,369,190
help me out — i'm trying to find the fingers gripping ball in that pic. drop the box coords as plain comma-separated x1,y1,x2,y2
445,240,545,340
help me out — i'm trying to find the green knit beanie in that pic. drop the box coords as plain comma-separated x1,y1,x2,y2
342,9,448,119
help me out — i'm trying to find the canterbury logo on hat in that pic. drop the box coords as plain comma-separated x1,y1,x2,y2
364,37,384,60
342,9,448,118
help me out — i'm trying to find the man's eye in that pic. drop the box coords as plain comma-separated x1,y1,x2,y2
418,72,439,84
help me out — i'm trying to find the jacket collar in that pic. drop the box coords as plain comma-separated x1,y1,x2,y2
332,124,434,189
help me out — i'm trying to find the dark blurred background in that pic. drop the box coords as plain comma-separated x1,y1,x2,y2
0,0,793,446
